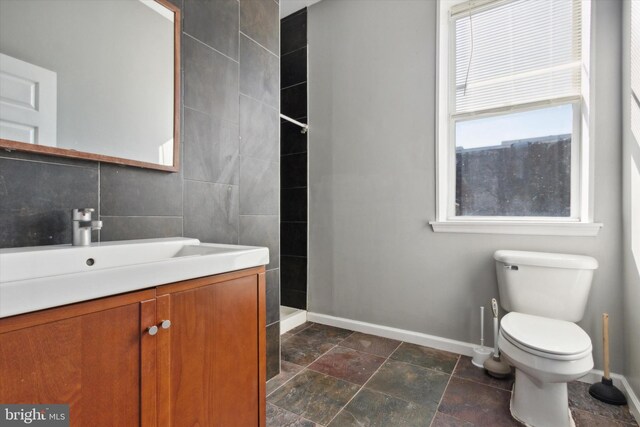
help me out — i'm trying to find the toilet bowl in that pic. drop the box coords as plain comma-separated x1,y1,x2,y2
498,312,593,427
494,250,598,427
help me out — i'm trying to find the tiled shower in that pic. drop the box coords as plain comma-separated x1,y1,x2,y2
280,9,308,325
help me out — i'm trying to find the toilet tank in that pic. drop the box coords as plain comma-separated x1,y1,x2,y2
494,250,598,322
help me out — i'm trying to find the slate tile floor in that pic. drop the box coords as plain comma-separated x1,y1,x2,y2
267,322,639,427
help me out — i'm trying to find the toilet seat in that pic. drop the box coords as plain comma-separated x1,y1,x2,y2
501,312,592,361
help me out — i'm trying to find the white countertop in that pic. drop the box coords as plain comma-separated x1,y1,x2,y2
0,238,269,318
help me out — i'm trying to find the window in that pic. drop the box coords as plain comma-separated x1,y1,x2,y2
433,0,601,235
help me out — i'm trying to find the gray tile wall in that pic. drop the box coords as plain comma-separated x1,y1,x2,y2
0,0,281,380
280,9,308,310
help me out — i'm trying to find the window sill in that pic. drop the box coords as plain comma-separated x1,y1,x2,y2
429,220,603,236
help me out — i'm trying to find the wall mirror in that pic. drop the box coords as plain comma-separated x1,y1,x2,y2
0,0,181,171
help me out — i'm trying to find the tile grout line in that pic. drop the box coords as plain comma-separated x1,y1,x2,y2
0,155,97,170
322,337,460,426
273,327,465,426
323,337,404,426
267,401,322,427
267,323,343,398
268,329,358,419
452,370,513,393
281,44,307,58
184,32,239,64
430,355,461,427
385,345,462,378
240,92,280,113
240,31,279,59
270,328,638,427
183,105,240,126
281,80,307,92
268,341,340,423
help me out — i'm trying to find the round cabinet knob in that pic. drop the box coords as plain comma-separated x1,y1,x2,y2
161,320,171,329
148,325,159,336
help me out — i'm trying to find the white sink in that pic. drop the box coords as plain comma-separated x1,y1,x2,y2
0,238,269,318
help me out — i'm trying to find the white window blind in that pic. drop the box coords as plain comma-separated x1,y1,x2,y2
452,0,582,115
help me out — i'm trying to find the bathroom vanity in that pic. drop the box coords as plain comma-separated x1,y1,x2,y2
0,238,269,427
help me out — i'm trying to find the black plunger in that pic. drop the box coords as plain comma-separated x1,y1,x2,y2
589,313,627,405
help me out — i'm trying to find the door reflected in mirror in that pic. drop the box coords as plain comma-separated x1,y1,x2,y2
0,0,180,171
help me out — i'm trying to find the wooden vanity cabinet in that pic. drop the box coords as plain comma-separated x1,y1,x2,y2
0,266,266,427
157,268,267,427
0,289,156,426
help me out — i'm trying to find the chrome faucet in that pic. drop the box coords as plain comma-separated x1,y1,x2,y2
72,208,103,246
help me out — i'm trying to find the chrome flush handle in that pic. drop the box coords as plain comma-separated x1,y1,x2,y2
503,265,519,271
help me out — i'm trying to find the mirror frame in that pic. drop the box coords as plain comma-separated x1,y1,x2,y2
0,0,182,172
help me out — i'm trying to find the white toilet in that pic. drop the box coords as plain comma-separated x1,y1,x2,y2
494,250,598,427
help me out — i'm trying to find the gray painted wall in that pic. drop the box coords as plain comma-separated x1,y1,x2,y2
0,0,281,380
622,0,640,401
307,0,625,371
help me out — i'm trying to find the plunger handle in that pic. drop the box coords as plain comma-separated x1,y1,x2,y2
602,313,610,380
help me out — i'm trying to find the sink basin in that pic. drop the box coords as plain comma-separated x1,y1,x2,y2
0,238,269,318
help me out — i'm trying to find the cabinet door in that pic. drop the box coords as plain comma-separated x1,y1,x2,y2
0,296,156,427
167,275,261,426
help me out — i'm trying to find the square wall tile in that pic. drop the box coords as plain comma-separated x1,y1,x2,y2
281,47,307,89
281,82,307,120
100,216,182,242
267,322,280,380
183,180,239,244
281,222,307,257
239,156,279,215
100,164,182,217
240,35,279,109
183,35,239,124
281,152,307,189
281,9,307,55
0,158,98,247
281,188,307,222
240,95,279,163
281,289,307,310
281,119,308,155
239,215,279,269
281,255,307,292
184,107,239,185
266,269,280,325
184,0,238,60
240,0,279,55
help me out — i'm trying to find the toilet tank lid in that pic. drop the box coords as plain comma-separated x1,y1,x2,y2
493,250,598,270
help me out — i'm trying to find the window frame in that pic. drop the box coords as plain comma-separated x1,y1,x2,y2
431,0,602,236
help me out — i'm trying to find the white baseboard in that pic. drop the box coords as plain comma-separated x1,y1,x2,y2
280,308,307,334
307,311,640,424
307,312,477,357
